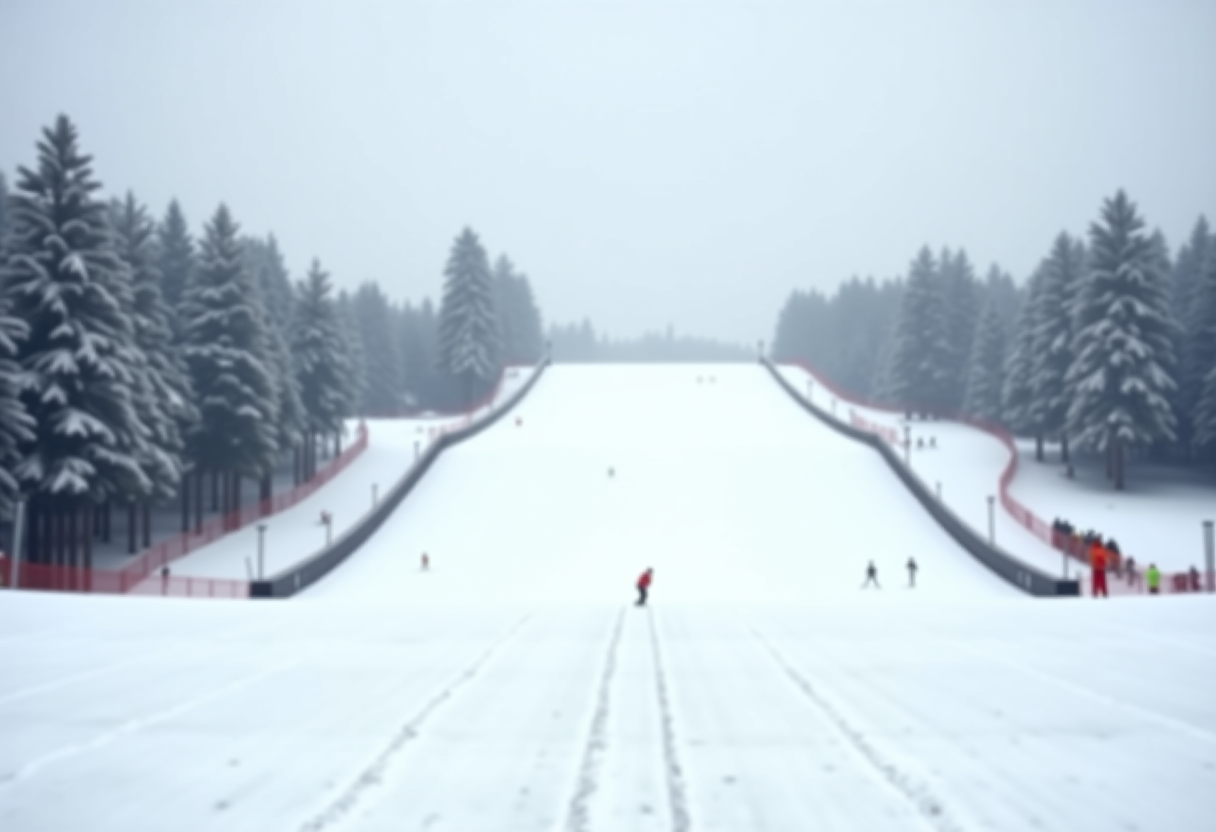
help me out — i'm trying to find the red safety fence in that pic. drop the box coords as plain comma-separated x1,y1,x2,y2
782,359,1211,596
113,421,370,588
0,557,248,598
0,422,369,599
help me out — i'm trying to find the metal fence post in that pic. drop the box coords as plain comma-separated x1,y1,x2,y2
1204,520,1214,593
987,495,995,545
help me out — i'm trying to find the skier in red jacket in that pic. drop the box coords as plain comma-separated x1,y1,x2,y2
636,568,653,606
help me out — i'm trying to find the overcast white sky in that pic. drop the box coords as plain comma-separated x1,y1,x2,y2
2,0,1214,344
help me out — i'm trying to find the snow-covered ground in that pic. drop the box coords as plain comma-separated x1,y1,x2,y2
161,368,536,581
776,364,1216,575
2,364,1213,832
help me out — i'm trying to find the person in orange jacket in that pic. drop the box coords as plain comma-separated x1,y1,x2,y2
1090,539,1109,598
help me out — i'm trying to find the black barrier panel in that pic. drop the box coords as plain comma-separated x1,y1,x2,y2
251,361,551,598
761,358,1079,598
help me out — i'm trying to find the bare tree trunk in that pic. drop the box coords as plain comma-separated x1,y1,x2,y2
127,502,137,554
181,474,191,533
194,470,204,532
67,499,79,591
260,471,272,505
142,501,151,549
28,494,41,565
233,474,242,519
220,469,231,530
102,500,112,543
1061,433,1071,464
84,500,94,590
211,470,220,512
1115,441,1126,491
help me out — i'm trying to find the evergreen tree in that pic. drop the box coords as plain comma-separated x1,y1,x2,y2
437,228,501,405
938,248,979,410
0,282,34,521
158,199,194,316
1173,217,1213,452
1028,233,1085,462
2,115,150,565
1000,267,1046,434
962,300,1008,425
289,260,350,475
353,282,405,415
109,193,193,506
335,289,367,415
242,234,294,333
1194,364,1216,461
1188,237,1216,462
881,247,952,413
492,255,546,364
980,264,1022,338
1065,191,1178,490
0,172,11,254
261,306,303,481
180,205,278,517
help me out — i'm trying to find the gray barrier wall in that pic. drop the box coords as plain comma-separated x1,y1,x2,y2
762,358,1080,597
251,360,550,598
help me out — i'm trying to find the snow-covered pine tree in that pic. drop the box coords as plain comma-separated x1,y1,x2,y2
491,255,546,365
1194,365,1216,464
2,115,151,567
158,200,194,318
881,247,952,414
981,264,1022,338
1000,267,1045,434
335,289,367,416
1027,232,1085,462
493,256,519,363
962,300,1008,424
437,228,502,407
261,305,302,485
180,204,279,527
938,248,979,410
289,260,350,480
109,193,197,549
1172,217,1213,453
353,282,404,415
0,172,11,255
0,281,34,522
1065,191,1178,490
1187,236,1216,464
242,234,294,333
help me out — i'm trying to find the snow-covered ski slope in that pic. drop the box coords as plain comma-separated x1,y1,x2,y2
308,363,1013,602
3,364,1214,832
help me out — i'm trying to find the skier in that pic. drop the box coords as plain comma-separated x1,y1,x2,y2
906,557,918,588
1090,539,1108,598
636,568,653,606
421,552,430,571
608,466,615,478
861,561,881,589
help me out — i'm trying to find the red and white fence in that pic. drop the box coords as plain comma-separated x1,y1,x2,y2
0,422,369,599
785,359,1211,596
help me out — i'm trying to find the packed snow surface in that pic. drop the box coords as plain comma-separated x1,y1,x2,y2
1,364,1212,832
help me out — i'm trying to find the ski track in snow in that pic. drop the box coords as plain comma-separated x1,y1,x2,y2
298,614,532,832
648,611,692,832
564,608,626,832
946,640,1216,746
0,660,297,793
0,619,290,709
749,625,964,832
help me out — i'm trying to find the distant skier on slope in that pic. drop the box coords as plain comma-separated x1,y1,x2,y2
862,561,881,589
906,557,918,588
636,568,653,606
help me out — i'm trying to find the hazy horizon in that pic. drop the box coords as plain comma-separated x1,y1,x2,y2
2,0,1214,344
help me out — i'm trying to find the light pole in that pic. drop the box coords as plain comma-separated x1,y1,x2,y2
986,495,996,545
257,523,267,580
372,483,379,508
1204,520,1214,593
903,424,911,465
8,498,27,590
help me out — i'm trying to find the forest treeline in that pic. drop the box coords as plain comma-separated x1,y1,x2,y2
772,191,1216,489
